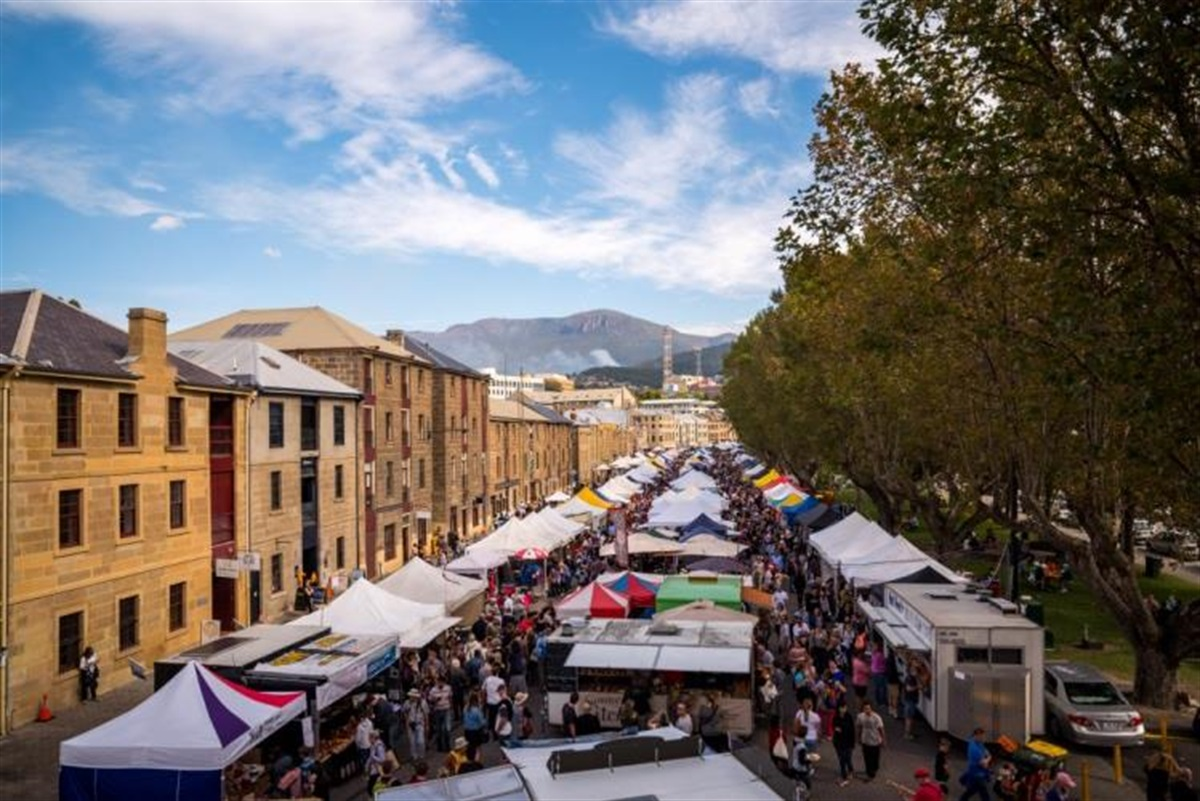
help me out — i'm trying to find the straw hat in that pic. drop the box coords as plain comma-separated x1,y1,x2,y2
514,692,529,705
453,736,468,750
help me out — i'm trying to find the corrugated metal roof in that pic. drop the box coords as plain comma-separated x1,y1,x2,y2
404,337,484,377
170,340,361,397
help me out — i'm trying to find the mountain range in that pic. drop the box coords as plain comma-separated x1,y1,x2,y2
408,309,735,375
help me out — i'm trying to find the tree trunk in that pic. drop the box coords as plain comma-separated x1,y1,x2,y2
1132,645,1177,709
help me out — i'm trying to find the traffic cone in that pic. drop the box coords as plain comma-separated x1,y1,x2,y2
36,693,54,723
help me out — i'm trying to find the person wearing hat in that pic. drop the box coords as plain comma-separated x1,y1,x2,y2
958,727,992,801
402,687,429,761
1044,771,1076,801
513,691,535,739
911,767,945,801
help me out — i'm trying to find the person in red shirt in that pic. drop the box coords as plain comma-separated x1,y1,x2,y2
912,767,945,801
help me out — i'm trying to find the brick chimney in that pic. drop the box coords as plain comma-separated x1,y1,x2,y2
127,307,169,366
384,329,406,350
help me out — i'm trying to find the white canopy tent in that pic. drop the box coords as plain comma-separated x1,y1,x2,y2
446,549,510,575
599,532,684,556
290,577,458,648
545,490,570,504
670,470,718,492
678,535,746,558
377,557,486,614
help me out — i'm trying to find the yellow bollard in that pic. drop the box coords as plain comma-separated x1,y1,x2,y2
1160,717,1173,756
1113,744,1123,785
1081,759,1091,801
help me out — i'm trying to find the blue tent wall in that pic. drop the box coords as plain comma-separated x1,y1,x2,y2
60,767,220,801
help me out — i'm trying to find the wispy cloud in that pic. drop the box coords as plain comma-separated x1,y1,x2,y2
601,1,881,75
263,246,282,259
1,138,161,218
10,2,523,143
466,149,500,189
149,214,184,231
737,78,779,120
82,86,135,122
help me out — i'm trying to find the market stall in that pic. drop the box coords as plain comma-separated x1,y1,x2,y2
861,583,1045,741
154,623,329,689
376,556,486,624
543,618,756,736
59,662,306,801
243,632,398,783
289,574,458,648
656,575,745,613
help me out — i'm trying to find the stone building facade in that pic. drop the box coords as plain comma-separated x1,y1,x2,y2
488,397,573,514
0,292,247,731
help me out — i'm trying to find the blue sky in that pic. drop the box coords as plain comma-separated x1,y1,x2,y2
1,1,879,337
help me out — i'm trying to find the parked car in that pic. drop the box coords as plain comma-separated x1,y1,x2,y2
1148,530,1199,561
1044,662,1144,746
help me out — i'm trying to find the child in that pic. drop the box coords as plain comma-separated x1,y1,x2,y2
934,737,951,795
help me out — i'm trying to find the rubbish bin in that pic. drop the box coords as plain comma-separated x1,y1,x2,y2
1024,600,1044,626
1145,554,1163,578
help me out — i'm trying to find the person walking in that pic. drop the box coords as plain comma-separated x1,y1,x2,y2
855,700,886,782
427,674,453,753
79,646,99,702
902,669,922,739
831,696,856,787
912,767,946,801
402,688,429,761
462,691,488,750
958,727,993,801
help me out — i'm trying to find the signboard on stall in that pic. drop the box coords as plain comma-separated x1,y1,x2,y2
613,509,629,569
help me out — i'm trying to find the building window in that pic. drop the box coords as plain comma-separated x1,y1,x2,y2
362,358,373,395
270,471,283,510
385,461,394,497
417,458,426,489
417,370,424,392
118,484,138,538
402,461,410,505
118,595,140,651
59,489,83,549
333,405,346,446
57,388,81,449
58,611,83,674
402,409,410,447
417,413,426,441
270,554,283,593
268,402,285,448
334,465,344,499
167,397,186,447
401,366,410,398
336,536,345,569
168,582,186,632
385,362,393,385
385,412,394,442
169,480,186,529
117,393,138,447
384,524,396,561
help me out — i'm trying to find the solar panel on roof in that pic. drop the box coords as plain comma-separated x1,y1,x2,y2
223,322,289,338
178,636,249,658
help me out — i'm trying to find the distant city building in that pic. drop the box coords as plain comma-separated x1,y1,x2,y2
480,368,546,400
565,408,637,486
524,387,639,412
633,398,736,449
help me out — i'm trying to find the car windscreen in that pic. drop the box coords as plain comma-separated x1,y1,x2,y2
1064,681,1124,705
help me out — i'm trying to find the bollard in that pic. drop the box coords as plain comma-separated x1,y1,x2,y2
1113,744,1123,785
1081,759,1091,801
1160,717,1173,756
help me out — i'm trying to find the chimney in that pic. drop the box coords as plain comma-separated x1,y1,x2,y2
127,308,168,366
384,329,406,350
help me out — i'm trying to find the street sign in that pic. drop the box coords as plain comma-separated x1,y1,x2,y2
238,551,261,572
214,558,240,579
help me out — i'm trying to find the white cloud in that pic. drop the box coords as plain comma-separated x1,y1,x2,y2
9,1,524,142
149,214,184,231
82,86,135,122
466,149,500,189
737,78,779,119
674,321,747,338
0,138,161,217
554,74,741,211
129,173,166,193
602,1,882,75
263,246,282,259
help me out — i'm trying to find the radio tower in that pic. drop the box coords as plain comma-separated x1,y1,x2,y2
661,327,673,393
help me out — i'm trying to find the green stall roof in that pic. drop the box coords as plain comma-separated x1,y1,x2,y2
655,575,744,613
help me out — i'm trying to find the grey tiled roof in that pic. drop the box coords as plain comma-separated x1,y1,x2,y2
170,340,360,398
0,290,230,388
404,338,484,378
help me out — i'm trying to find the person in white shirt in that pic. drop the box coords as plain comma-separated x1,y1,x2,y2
673,701,694,735
482,674,505,738
354,714,375,771
795,697,822,752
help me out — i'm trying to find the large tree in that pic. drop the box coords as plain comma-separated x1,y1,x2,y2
727,0,1199,704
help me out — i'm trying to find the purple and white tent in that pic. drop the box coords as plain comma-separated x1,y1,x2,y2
59,661,306,801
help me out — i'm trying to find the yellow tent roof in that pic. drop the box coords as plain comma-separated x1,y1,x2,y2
577,487,613,509
753,469,780,488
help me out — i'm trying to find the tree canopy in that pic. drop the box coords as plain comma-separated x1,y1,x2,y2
724,0,1199,704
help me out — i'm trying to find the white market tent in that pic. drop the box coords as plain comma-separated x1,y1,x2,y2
599,531,684,556
545,490,571,504
503,728,783,801
597,475,642,502
60,662,306,801
646,490,727,529
670,470,718,492
290,577,458,648
808,513,887,563
809,512,963,587
446,548,510,575
624,463,661,484
556,492,610,519
678,535,746,558
377,556,486,614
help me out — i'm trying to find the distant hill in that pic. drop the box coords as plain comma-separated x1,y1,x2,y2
575,340,732,388
408,309,734,374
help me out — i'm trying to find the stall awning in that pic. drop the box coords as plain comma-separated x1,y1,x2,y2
655,646,750,674
565,643,660,671
875,621,930,652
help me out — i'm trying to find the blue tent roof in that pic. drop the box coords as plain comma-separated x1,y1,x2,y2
679,513,730,538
